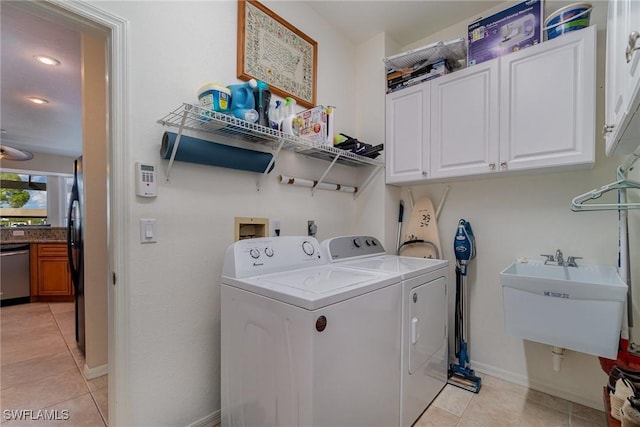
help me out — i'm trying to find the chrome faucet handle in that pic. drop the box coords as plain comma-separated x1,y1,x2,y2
540,254,555,264
566,256,582,267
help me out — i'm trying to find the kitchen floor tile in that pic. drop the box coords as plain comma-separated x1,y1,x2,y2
0,303,105,426
1,367,88,411
1,351,77,390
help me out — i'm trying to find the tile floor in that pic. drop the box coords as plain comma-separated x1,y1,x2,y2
414,375,607,427
1,302,606,427
1,302,107,426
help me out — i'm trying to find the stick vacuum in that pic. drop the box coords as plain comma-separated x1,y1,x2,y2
448,219,482,393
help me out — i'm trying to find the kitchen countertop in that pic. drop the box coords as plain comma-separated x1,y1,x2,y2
1,227,67,244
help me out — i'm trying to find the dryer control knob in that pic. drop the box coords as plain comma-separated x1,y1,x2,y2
264,247,274,257
353,238,361,248
302,241,315,256
249,248,260,259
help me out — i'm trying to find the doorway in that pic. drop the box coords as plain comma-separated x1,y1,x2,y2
1,1,129,425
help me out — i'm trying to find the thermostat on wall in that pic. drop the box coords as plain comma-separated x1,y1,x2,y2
135,162,157,197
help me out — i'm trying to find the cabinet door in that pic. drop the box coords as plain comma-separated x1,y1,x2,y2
605,0,631,154
628,0,640,103
500,26,596,171
38,257,72,296
430,61,499,179
385,83,430,184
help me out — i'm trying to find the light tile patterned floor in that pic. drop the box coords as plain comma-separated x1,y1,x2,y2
416,374,606,427
1,302,107,426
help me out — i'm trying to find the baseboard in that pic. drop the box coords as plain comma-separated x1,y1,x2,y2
471,360,603,411
83,363,108,380
186,410,220,427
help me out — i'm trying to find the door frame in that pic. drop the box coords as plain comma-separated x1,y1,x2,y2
16,1,132,424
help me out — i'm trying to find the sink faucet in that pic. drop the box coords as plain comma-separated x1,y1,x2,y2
540,249,581,267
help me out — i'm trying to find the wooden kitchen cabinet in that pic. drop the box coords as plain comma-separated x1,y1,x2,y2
30,243,73,302
386,25,596,184
604,0,640,156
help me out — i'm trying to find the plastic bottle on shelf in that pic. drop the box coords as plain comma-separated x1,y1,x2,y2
269,100,283,130
252,80,271,127
228,79,256,121
281,97,298,136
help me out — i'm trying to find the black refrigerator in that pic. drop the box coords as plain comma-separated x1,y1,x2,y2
67,156,85,354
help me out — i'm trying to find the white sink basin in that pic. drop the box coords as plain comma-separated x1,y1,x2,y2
500,260,627,359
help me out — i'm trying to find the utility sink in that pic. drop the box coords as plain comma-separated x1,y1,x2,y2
500,260,627,359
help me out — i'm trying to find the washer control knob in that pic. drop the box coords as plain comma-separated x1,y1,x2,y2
249,248,260,259
264,247,274,257
371,240,378,246
365,239,371,246
302,241,315,256
353,238,361,248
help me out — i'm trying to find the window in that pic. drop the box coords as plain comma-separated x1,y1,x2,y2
1,172,74,227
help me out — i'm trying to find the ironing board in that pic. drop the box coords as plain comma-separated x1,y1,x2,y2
399,197,442,259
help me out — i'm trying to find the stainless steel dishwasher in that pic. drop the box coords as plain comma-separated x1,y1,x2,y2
1,243,31,306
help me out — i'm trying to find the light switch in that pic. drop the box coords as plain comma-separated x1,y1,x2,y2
140,219,157,243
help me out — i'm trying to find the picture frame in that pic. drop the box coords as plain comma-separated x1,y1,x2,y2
237,0,317,108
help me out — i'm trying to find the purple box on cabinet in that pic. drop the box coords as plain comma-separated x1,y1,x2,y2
467,0,543,66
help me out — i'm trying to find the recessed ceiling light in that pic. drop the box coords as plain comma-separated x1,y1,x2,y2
34,55,61,66
27,97,49,105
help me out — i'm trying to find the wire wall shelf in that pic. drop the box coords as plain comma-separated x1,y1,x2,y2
157,103,384,196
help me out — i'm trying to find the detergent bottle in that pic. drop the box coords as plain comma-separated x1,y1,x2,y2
281,97,298,135
228,80,257,122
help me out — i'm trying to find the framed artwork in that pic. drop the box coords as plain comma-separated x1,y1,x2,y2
237,0,317,108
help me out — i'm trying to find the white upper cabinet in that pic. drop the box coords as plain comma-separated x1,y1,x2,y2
385,83,430,184
605,0,640,156
430,61,499,179
385,25,597,185
500,25,596,172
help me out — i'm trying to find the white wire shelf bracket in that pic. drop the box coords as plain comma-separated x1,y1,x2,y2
157,103,384,194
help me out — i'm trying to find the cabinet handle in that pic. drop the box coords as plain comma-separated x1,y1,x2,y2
500,162,508,168
603,124,615,135
626,31,640,63
489,162,496,170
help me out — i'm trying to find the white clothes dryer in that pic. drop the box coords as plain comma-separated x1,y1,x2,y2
322,235,449,427
221,236,402,427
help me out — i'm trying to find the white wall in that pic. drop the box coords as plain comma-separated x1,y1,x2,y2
391,0,634,409
85,1,378,425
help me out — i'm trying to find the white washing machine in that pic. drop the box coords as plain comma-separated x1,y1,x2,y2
322,235,449,427
221,236,402,427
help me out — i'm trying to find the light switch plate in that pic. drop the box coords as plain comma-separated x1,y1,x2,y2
140,219,157,243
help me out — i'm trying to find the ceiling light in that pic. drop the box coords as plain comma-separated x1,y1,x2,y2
34,55,61,66
27,97,49,105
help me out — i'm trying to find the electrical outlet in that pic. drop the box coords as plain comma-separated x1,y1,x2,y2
308,220,317,237
273,220,281,236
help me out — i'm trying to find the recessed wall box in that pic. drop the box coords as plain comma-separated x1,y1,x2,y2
234,217,269,241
